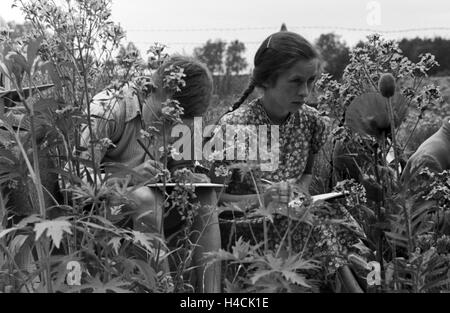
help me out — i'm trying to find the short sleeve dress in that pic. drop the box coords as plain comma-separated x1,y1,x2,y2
208,98,367,282
210,98,329,193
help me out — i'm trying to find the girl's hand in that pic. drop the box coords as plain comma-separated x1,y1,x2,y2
173,169,211,183
263,181,288,206
135,159,164,178
261,179,310,207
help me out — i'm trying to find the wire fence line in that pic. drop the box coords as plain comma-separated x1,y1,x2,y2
127,25,450,33
126,25,450,46
132,41,263,46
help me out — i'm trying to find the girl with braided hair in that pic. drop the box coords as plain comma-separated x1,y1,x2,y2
211,31,327,200
207,31,367,291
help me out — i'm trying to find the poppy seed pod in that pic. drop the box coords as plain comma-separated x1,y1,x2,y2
378,73,396,98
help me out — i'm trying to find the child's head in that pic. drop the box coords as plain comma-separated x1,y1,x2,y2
154,55,213,118
231,31,321,111
254,31,320,89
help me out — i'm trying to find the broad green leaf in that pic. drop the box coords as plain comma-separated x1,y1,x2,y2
283,255,320,272
281,270,311,288
264,254,283,270
131,230,164,253
34,220,72,249
230,237,262,260
250,269,275,285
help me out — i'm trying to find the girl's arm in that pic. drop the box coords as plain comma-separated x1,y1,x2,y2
297,153,317,195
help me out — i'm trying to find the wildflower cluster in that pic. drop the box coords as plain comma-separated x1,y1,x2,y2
334,179,367,207
163,65,186,92
316,34,441,125
147,43,169,69
421,169,450,210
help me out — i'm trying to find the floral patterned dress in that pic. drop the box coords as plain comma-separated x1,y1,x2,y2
208,98,367,284
211,98,329,192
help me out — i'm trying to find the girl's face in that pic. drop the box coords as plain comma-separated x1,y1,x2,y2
262,58,319,120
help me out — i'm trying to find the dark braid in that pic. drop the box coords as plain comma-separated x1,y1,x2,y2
229,79,256,112
204,78,256,146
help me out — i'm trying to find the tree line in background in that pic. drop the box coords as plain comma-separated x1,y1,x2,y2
5,20,450,92
191,34,450,96
193,39,247,95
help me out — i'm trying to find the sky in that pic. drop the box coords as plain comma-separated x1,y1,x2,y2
1,0,450,71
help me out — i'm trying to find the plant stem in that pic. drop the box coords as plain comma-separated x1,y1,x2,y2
154,121,167,272
386,96,413,256
71,17,99,189
28,101,53,293
29,115,47,218
249,171,268,253
403,199,413,255
386,97,401,180
400,110,423,156
10,75,52,292
374,140,385,272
